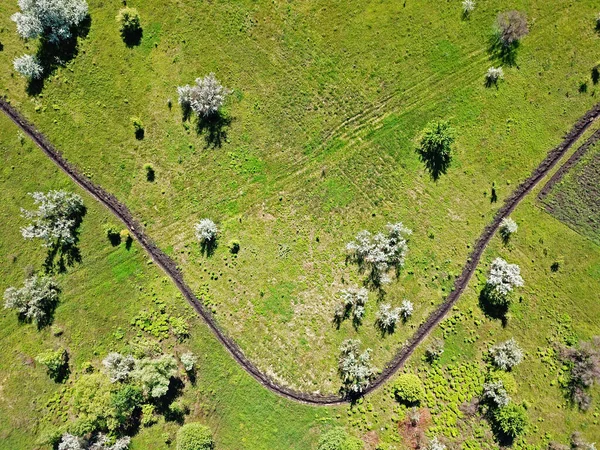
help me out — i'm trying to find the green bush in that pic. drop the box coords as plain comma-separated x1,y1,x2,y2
111,384,143,425
317,428,363,450
143,163,155,182
141,403,157,427
393,373,425,405
116,7,142,46
36,348,69,382
228,239,240,254
492,404,528,439
176,423,214,450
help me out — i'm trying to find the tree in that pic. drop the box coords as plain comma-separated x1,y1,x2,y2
346,222,412,286
132,355,178,398
496,11,529,47
571,432,598,450
102,353,136,383
334,286,368,325
482,380,510,407
178,73,229,118
176,423,214,450
110,385,143,427
485,66,504,87
428,437,446,450
489,338,524,371
195,219,218,245
4,274,60,326
483,257,524,307
399,299,414,319
58,433,132,450
11,0,88,43
492,404,528,440
36,348,69,382
58,434,84,450
393,373,425,405
416,121,456,180
375,303,401,333
499,217,517,242
317,428,363,450
560,337,600,410
116,7,142,46
180,352,197,372
338,339,377,394
13,54,43,79
21,190,85,249
462,0,475,17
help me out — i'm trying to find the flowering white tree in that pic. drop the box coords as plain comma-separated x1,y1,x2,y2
58,434,131,450
58,434,84,450
334,286,368,324
482,380,510,407
346,222,412,286
338,339,377,394
462,0,475,15
102,352,136,383
11,0,88,43
485,257,524,306
499,217,518,241
194,218,218,244
399,299,414,319
428,437,446,450
486,66,504,85
178,73,229,118
180,352,197,372
375,303,401,332
4,275,59,326
13,54,44,79
490,338,524,370
21,190,85,249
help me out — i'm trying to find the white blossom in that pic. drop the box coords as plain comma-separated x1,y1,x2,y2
462,0,475,15
399,299,414,319
21,190,85,249
499,217,517,240
482,380,510,407
486,66,504,84
428,437,446,450
13,54,43,79
11,0,88,43
338,339,377,393
177,73,229,117
346,222,411,285
180,352,197,372
487,257,524,297
58,434,84,450
102,352,135,383
490,338,524,371
4,275,59,325
376,303,401,331
194,218,218,243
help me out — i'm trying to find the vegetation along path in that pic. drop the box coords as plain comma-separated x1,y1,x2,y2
2,97,599,406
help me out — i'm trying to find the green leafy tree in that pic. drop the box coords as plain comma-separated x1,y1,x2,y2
132,355,178,398
176,423,214,450
116,7,142,46
416,121,455,180
492,404,528,440
36,348,69,382
111,385,143,426
393,373,425,405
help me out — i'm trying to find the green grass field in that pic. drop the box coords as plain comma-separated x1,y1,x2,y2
1,0,600,448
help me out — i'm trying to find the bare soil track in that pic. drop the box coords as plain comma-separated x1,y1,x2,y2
1,97,599,406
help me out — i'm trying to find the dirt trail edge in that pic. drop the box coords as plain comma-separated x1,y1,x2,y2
2,98,599,406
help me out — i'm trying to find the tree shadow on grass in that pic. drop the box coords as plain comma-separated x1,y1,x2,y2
121,27,143,48
153,377,186,424
416,147,451,181
196,112,232,149
488,33,520,67
200,239,218,257
26,16,91,96
478,286,508,327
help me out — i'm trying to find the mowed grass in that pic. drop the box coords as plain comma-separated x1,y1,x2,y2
0,113,340,450
542,140,600,244
0,0,599,392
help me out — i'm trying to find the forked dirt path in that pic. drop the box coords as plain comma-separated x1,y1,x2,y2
1,98,599,406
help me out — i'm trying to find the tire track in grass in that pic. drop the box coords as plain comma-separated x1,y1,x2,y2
1,97,599,405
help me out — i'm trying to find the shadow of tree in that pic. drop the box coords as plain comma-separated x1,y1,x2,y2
200,238,218,257
416,148,451,181
478,286,508,327
488,33,520,67
153,377,186,424
26,16,91,96
196,112,232,149
121,27,143,48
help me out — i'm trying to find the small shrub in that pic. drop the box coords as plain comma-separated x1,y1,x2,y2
334,286,368,325
482,380,510,407
393,373,425,405
489,338,524,371
141,403,157,427
36,348,69,382
399,299,414,319
131,117,144,140
425,338,445,362
492,404,528,440
499,217,517,242
111,384,143,425
375,303,401,332
178,73,229,118
13,54,43,79
143,163,155,182
195,219,218,245
116,7,142,45
560,337,600,410
428,437,446,450
228,239,240,254
180,352,197,372
483,257,524,307
571,432,597,450
486,66,504,86
176,423,214,450
317,428,363,450
462,0,475,17
170,316,190,341
104,224,121,246
102,352,135,383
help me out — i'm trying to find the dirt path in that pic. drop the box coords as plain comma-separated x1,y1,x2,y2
2,98,599,406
